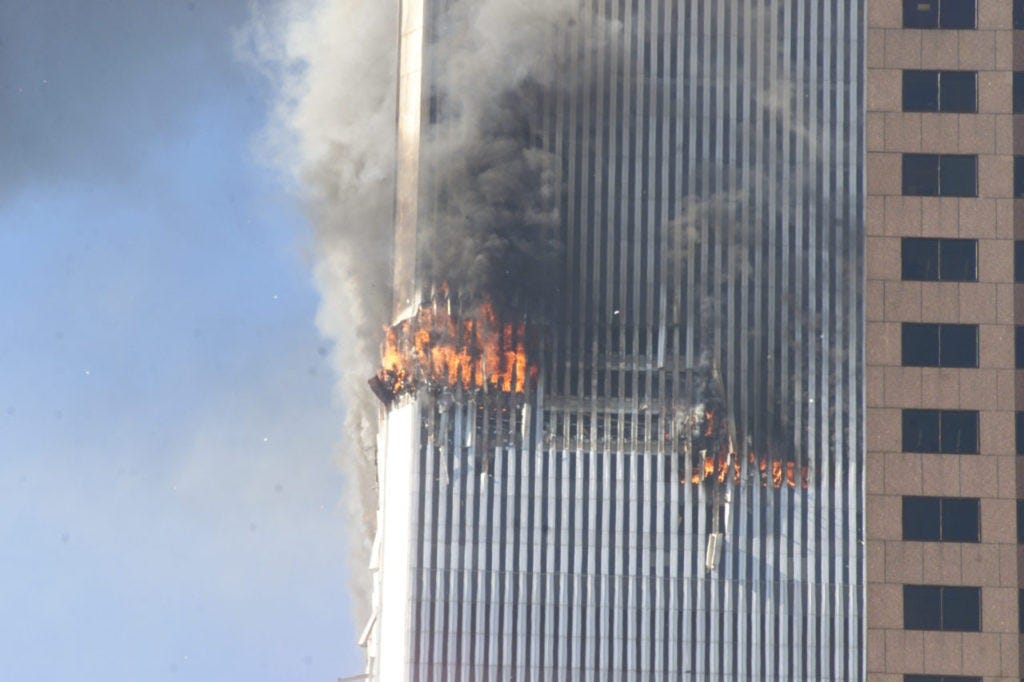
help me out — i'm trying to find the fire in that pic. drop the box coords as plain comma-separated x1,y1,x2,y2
686,451,809,490
374,295,536,400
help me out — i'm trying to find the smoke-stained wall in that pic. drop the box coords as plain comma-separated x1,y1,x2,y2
370,0,864,679
535,2,865,678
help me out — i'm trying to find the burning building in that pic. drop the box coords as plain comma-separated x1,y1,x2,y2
360,1,864,680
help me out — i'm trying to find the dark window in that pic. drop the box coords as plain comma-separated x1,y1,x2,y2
905,0,939,27
1016,242,1024,282
902,409,978,454
940,155,976,196
903,71,976,113
903,154,977,197
1018,500,1024,543
904,584,980,631
903,496,979,542
1017,157,1024,198
904,154,939,195
1017,412,1024,455
940,72,975,112
904,71,938,111
1017,0,1024,29
1016,73,1024,113
902,238,978,281
901,323,978,367
903,0,976,29
1018,326,1024,368
1020,589,1024,632
941,410,978,454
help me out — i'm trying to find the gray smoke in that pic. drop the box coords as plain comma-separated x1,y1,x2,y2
421,0,612,318
244,0,611,625
241,0,398,622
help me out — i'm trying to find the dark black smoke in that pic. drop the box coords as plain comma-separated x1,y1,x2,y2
424,83,561,319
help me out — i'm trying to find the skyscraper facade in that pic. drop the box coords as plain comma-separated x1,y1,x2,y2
363,1,865,679
865,1,1024,680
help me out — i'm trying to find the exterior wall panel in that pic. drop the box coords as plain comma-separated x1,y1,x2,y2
865,1,1022,680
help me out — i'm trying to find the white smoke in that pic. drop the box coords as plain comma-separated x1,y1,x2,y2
242,0,610,627
240,0,398,623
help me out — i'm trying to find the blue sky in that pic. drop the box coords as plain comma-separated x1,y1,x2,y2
1,2,363,679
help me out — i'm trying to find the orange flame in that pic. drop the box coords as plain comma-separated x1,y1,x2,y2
377,297,536,398
686,449,809,490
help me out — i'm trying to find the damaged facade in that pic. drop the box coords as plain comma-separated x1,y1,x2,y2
362,1,864,679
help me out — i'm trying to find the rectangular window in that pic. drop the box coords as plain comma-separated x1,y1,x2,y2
1018,326,1024,368
1017,157,1024,198
902,409,979,454
903,0,976,29
903,496,979,542
901,323,978,368
1016,242,1024,282
1018,500,1024,543
903,154,977,197
904,584,980,631
903,71,977,113
1017,0,1024,29
1016,73,1024,113
1017,412,1024,455
902,238,977,281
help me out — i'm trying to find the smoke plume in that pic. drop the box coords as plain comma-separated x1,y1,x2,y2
244,0,609,624
420,0,612,319
242,0,398,622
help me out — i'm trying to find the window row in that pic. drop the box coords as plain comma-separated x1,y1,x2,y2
904,496,1024,546
902,410,1024,455
901,154,1024,198
903,0,1024,30
902,239,1024,284
905,585,1024,634
896,400,1024,453
903,70,1024,114
901,324,1024,368
905,676,980,682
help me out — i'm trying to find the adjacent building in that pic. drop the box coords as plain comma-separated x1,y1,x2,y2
865,1,1024,680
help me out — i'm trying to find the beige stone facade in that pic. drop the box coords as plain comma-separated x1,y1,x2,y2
866,1,1021,679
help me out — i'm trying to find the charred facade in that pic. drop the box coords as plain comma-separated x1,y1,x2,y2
364,1,864,680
